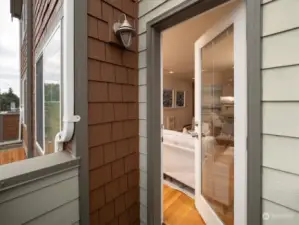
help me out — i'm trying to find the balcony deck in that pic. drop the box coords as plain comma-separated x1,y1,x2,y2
0,147,26,165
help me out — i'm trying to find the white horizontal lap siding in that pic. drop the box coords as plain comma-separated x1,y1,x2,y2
0,169,79,225
262,29,299,69
25,200,79,225
139,0,168,18
138,0,194,223
263,102,299,137
138,0,189,34
263,135,299,175
262,0,299,221
263,168,299,212
263,199,299,225
262,66,299,101
262,0,274,4
262,0,299,36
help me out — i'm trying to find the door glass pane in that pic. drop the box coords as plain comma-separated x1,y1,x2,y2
201,25,234,225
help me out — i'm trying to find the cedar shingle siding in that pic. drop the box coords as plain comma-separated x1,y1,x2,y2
87,0,139,224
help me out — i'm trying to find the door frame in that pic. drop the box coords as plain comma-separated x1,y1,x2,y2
194,4,246,224
146,0,262,225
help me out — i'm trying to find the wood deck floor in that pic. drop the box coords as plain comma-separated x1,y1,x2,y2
163,185,206,225
0,147,26,165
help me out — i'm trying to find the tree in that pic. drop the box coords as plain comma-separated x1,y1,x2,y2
0,88,20,111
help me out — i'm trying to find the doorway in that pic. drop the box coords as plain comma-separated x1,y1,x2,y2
146,0,260,225
160,1,246,224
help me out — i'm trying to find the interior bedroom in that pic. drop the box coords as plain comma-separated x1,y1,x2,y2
161,1,238,224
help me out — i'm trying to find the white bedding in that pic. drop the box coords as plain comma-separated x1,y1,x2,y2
162,129,216,188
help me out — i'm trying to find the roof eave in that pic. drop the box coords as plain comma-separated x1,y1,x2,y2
10,0,23,20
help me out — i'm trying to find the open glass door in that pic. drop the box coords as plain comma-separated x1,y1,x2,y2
194,3,246,225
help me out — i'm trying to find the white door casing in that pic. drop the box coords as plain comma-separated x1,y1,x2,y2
194,3,247,225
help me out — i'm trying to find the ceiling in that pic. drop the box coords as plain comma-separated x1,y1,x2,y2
162,1,239,79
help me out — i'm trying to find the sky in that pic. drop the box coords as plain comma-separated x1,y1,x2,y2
0,0,20,96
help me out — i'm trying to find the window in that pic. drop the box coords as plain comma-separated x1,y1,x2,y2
35,25,62,154
163,89,174,108
175,90,185,107
21,76,27,124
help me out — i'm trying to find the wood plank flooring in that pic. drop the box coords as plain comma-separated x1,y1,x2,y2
163,185,206,225
0,147,26,165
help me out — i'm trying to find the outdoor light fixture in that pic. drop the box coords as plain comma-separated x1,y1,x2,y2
113,14,136,49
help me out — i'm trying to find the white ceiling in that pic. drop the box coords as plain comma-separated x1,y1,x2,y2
162,1,239,79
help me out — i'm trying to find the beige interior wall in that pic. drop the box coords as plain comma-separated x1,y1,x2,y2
163,75,193,131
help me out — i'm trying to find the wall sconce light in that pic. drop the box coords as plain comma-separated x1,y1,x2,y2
113,14,136,49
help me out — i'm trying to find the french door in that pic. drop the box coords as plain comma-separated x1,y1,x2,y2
194,3,247,225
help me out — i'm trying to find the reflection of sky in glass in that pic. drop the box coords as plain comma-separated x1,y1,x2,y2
43,26,61,154
44,27,61,84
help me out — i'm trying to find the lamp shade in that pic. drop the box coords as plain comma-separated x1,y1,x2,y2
113,14,136,49
120,30,132,48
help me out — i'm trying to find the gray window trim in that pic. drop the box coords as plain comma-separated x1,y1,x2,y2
26,0,33,158
146,0,261,225
10,0,23,19
73,0,89,224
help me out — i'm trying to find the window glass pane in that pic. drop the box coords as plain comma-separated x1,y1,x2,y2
43,26,61,154
36,56,44,149
163,89,173,107
24,77,27,124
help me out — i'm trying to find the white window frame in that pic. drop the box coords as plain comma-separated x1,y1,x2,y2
21,75,27,125
35,22,62,155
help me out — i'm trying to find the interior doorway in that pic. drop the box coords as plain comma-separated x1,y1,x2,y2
159,1,246,224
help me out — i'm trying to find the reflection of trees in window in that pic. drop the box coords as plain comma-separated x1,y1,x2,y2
44,83,60,149
176,91,185,107
44,83,60,101
163,89,173,107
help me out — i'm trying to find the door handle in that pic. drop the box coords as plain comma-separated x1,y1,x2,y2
191,132,199,138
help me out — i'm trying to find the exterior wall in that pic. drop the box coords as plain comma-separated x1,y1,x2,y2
0,166,79,224
32,0,63,156
86,0,139,224
138,0,191,223
1,114,20,142
163,75,193,131
261,0,299,223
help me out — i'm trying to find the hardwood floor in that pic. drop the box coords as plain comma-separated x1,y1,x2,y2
0,147,26,165
163,185,206,225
